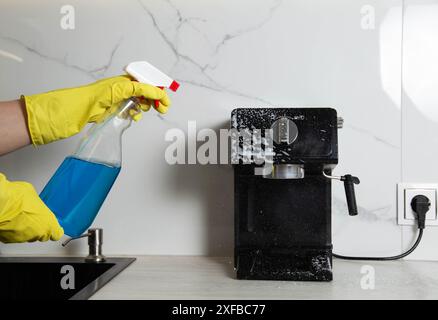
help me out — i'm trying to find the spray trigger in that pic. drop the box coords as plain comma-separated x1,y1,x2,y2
124,61,179,112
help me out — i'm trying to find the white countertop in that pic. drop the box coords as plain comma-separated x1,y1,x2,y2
90,256,438,300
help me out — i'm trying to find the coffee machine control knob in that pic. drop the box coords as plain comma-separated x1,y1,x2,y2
271,117,298,145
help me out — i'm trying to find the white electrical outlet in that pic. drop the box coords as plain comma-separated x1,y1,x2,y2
397,183,438,226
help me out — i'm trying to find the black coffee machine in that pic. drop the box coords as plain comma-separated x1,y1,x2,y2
231,108,359,281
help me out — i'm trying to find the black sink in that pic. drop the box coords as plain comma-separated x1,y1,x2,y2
0,257,135,300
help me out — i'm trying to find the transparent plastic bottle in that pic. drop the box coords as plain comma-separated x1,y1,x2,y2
40,98,141,237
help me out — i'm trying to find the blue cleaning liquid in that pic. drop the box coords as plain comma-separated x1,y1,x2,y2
40,156,121,237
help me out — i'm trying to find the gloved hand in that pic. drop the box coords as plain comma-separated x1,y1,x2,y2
22,75,171,145
0,173,63,243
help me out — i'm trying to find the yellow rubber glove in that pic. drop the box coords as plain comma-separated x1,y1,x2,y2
0,173,63,243
22,75,171,145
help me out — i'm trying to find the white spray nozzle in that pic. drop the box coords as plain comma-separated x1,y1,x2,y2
124,61,179,92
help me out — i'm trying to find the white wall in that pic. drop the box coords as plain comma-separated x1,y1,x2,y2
0,0,435,259
401,0,438,260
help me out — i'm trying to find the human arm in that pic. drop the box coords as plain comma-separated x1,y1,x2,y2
0,99,31,155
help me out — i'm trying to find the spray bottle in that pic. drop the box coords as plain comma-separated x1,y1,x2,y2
40,61,179,238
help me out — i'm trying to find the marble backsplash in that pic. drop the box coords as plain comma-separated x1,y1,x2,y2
0,0,435,260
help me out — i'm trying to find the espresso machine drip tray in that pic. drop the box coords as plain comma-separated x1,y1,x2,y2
237,248,332,281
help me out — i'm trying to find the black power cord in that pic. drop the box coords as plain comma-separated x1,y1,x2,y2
333,194,430,261
333,229,423,261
